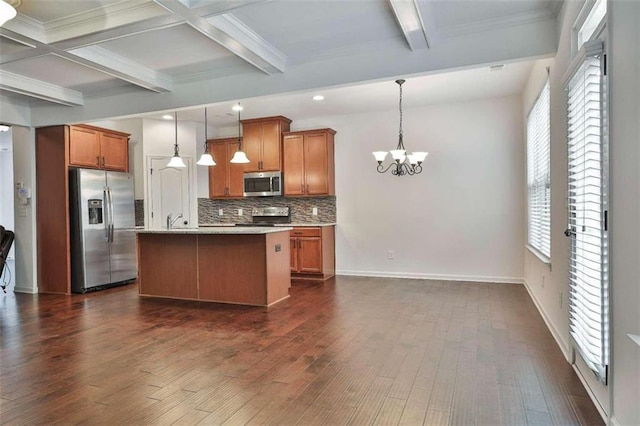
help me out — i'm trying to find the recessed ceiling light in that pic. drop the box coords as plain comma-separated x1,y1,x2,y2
313,95,325,101
162,114,173,120
232,104,244,111
216,113,235,118
0,124,10,132
489,64,505,71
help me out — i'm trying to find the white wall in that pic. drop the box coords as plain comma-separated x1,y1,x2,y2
523,1,640,424
0,95,31,127
11,126,37,293
609,1,640,425
0,131,15,289
290,96,525,282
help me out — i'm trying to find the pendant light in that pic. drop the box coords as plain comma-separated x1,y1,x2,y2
373,79,428,176
167,111,186,168
196,107,216,166
229,103,250,164
0,0,18,27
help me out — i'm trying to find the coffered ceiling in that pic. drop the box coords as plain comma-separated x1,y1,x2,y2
0,0,563,126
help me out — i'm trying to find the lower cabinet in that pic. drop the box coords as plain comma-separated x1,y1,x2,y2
290,226,335,280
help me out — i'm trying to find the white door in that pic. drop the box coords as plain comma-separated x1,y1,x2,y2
148,157,191,229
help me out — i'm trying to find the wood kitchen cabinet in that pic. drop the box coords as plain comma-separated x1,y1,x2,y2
241,116,291,172
207,137,244,198
35,124,131,294
69,124,129,172
290,226,335,280
283,128,336,196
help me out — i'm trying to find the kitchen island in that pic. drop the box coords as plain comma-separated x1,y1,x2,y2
136,227,292,306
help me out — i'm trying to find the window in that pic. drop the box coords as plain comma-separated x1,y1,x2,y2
527,80,551,259
577,0,607,49
565,41,608,382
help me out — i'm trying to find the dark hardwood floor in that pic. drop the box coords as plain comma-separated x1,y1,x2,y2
0,277,603,425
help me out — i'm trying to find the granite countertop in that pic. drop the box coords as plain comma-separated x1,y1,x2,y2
136,226,293,235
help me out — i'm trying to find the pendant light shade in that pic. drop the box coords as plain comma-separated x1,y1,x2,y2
229,102,250,164
0,0,18,27
197,107,216,166
167,111,186,168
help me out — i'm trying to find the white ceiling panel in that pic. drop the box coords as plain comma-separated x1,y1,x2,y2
96,24,236,71
15,0,126,22
0,36,34,55
231,0,403,56
1,54,115,86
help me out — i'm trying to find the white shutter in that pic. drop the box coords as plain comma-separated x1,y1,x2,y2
566,45,608,382
527,81,551,259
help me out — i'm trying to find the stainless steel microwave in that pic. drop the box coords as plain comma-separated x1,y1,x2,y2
243,171,282,197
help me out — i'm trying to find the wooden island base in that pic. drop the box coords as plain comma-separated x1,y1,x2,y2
137,229,291,306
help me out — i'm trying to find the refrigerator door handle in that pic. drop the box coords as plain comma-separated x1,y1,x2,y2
103,188,110,241
107,188,115,243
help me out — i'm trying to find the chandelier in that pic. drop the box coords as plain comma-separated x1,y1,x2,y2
373,79,428,176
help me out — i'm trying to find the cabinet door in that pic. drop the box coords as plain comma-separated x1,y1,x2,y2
290,238,298,272
242,122,262,172
227,141,245,197
208,142,228,198
283,135,305,196
298,237,323,273
304,133,329,195
100,132,128,171
260,120,282,171
69,126,100,168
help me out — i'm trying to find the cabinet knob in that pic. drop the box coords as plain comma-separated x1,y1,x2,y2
96,155,100,165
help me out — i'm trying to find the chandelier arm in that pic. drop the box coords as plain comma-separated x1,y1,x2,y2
377,162,400,174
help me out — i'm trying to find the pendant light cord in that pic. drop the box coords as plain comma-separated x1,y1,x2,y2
174,111,179,156
203,108,208,153
396,79,405,150
237,104,242,150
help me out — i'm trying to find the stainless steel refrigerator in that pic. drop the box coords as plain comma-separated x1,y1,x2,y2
70,168,137,293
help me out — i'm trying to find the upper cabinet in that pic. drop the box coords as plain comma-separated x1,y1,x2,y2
207,137,245,198
283,129,336,196
241,116,291,172
68,124,130,172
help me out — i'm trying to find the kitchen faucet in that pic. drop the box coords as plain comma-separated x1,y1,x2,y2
166,213,183,229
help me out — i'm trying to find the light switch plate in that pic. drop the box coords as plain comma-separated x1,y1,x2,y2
219,209,223,216
238,208,243,216
312,207,318,216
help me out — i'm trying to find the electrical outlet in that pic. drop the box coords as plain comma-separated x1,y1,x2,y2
238,208,243,216
312,207,318,216
18,206,27,217
218,209,224,216
387,250,395,260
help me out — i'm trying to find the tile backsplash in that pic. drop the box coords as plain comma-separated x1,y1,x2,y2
198,196,336,224
136,196,336,226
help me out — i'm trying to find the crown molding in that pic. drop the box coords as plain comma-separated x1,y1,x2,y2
44,0,167,43
0,70,83,106
3,14,46,43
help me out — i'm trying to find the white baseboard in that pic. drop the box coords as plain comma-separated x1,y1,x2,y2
335,270,523,284
522,279,572,361
571,364,609,424
13,284,37,294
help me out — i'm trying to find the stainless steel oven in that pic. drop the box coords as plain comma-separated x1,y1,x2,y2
243,171,282,197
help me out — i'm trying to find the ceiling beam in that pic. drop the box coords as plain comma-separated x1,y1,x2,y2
0,70,83,106
153,0,286,74
389,0,430,51
0,28,172,93
66,46,173,92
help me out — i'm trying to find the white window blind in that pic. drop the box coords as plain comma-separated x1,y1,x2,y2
566,51,608,382
527,81,551,259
